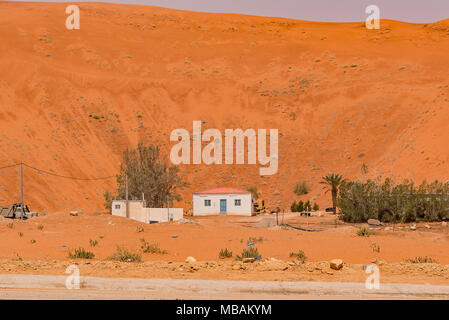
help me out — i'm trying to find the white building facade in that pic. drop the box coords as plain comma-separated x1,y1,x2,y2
112,200,183,223
193,188,253,216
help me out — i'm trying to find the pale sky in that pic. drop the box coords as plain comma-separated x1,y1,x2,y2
9,0,449,23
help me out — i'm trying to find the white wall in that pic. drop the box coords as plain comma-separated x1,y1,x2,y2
143,208,183,223
112,200,145,221
193,193,252,216
112,200,183,223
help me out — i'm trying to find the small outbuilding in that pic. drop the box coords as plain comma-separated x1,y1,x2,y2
193,187,253,216
112,200,183,223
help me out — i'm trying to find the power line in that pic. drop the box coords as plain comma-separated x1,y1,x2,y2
0,163,20,170
22,163,116,181
0,162,115,181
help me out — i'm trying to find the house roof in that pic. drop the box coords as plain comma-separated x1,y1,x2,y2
194,187,250,195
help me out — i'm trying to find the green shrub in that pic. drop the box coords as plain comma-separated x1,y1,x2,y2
37,224,44,230
357,227,370,237
236,247,260,261
68,248,95,259
6,222,13,229
291,201,297,212
289,250,307,263
294,181,310,196
219,248,233,259
339,178,449,223
109,246,142,262
312,203,319,211
89,239,98,247
140,239,167,254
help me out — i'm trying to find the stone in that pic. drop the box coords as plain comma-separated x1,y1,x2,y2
424,224,431,229
330,259,344,270
367,219,381,226
232,264,241,270
410,224,417,230
69,211,78,216
442,221,447,227
384,227,391,231
371,258,387,266
242,258,255,263
185,256,196,263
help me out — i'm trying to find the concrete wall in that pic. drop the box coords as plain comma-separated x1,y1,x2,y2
111,200,145,221
143,208,183,223
193,193,252,216
112,200,183,223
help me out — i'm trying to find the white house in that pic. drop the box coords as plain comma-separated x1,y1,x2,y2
193,187,253,216
112,200,183,223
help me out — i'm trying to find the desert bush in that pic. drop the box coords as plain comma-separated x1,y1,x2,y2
370,243,380,253
37,224,44,230
294,181,310,196
357,227,370,237
289,250,307,263
338,178,449,223
6,222,13,229
247,236,265,243
140,239,167,254
109,246,141,262
291,200,305,212
68,248,95,259
407,256,439,264
236,247,260,261
312,203,319,211
89,239,98,247
219,248,233,259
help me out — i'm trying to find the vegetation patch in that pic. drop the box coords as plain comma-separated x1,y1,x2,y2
109,246,142,262
68,248,95,259
357,227,371,237
407,256,439,264
294,181,310,196
236,247,260,261
289,250,307,263
339,178,449,223
219,248,233,259
140,239,168,254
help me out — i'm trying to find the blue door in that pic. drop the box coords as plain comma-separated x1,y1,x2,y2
220,199,227,213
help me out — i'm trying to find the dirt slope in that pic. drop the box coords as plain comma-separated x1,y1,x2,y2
0,2,449,213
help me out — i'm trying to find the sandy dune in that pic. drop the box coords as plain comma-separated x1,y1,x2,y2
0,2,449,213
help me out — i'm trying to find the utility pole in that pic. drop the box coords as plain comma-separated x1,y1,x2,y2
167,194,170,221
125,173,129,218
20,162,23,219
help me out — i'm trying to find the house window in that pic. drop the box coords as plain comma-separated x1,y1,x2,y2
235,199,241,206
115,204,121,209
204,199,211,207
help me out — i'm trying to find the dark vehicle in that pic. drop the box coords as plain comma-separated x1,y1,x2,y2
325,207,334,213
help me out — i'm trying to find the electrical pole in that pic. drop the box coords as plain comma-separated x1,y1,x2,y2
125,173,129,218
20,162,23,219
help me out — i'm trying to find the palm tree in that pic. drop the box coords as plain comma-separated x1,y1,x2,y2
320,173,347,214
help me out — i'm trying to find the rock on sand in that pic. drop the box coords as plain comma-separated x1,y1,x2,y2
330,259,344,270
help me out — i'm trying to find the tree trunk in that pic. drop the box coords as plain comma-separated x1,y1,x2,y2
332,189,337,214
